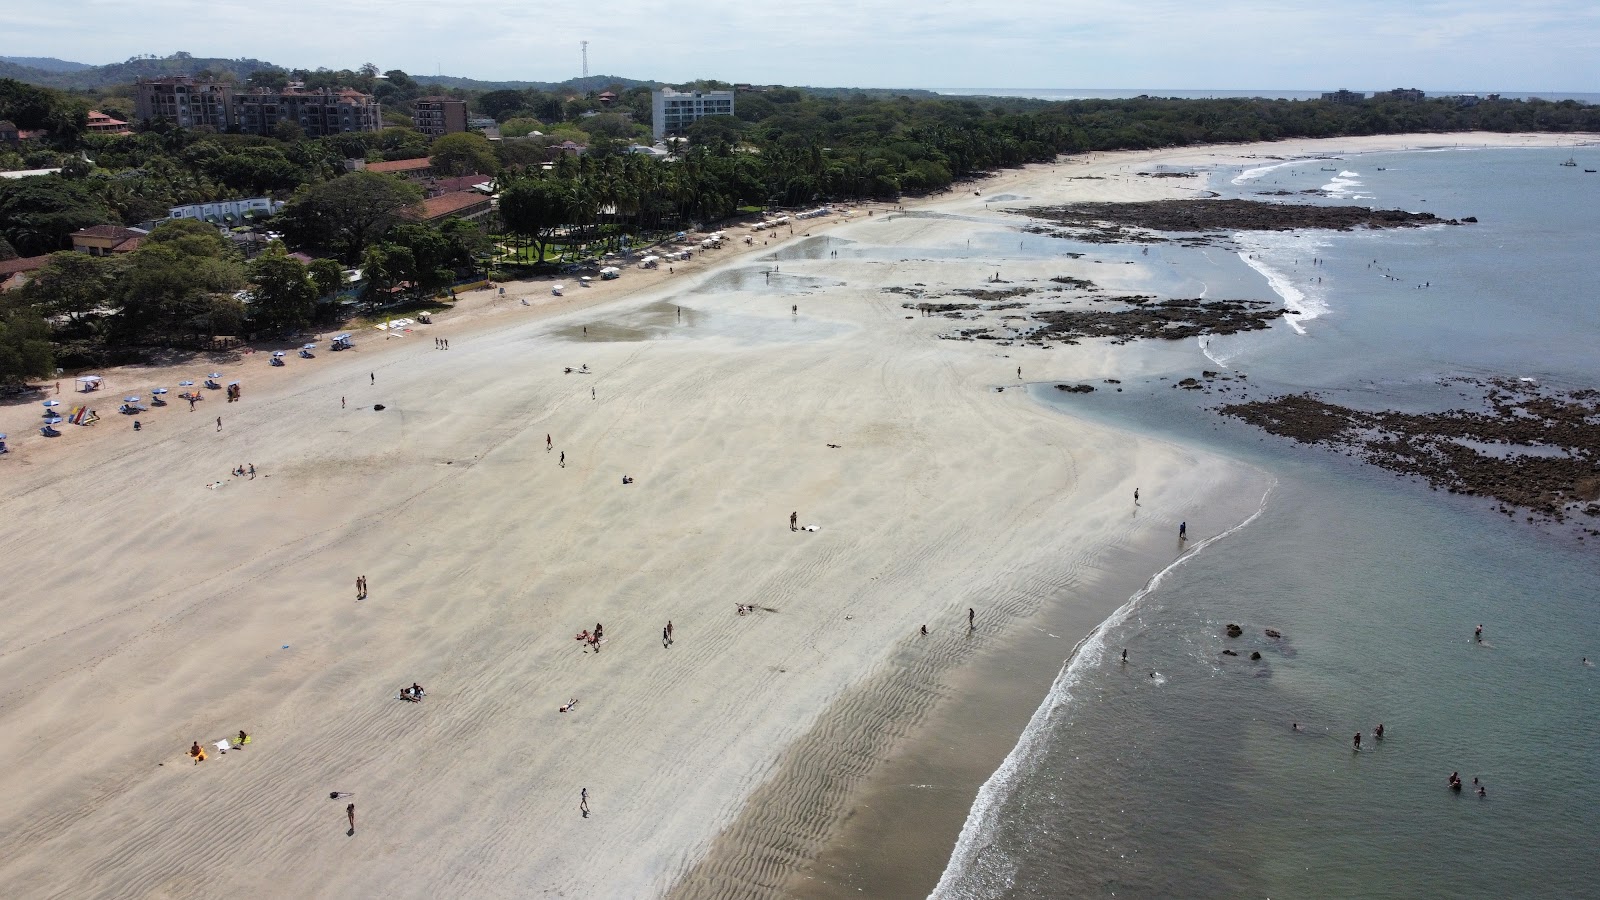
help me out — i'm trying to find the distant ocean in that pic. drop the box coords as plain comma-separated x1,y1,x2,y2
931,146,1600,898
933,88,1600,104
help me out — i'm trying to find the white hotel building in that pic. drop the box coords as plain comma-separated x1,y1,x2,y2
651,89,736,141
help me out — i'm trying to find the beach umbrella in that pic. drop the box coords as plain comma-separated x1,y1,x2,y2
152,387,168,395
228,381,239,386
124,396,140,403
303,343,316,350
42,399,60,407
272,350,286,357
179,380,194,386
208,372,222,379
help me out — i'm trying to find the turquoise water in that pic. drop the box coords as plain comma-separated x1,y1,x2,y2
932,148,1600,899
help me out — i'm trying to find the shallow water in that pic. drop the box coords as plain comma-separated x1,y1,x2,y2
933,147,1600,899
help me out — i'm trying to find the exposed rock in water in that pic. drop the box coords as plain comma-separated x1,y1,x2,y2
1218,378,1600,523
1055,383,1095,393
1226,624,1244,638
1250,651,1263,661
1022,199,1454,236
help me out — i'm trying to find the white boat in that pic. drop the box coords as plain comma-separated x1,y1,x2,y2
1560,157,1577,167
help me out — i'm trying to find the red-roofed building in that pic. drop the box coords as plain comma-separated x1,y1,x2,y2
0,254,50,292
85,111,133,136
365,157,434,178
423,173,494,197
416,191,493,225
70,225,147,256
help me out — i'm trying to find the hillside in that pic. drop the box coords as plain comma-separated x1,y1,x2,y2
0,53,278,89
0,56,93,73
412,73,658,92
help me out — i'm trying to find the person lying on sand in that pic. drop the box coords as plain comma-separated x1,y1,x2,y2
559,699,579,713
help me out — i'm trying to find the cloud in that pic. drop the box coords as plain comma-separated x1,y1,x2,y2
6,0,1597,90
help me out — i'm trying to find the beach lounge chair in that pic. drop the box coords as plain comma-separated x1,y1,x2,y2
204,379,222,390
270,356,285,367
40,425,61,437
299,349,314,358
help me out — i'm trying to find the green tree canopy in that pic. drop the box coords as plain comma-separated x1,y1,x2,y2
246,243,317,333
0,299,54,385
428,133,500,177
277,171,423,264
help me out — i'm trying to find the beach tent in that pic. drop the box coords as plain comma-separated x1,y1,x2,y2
77,375,102,391
331,334,352,350
552,284,565,295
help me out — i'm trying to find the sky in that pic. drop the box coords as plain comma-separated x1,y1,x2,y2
5,0,1599,90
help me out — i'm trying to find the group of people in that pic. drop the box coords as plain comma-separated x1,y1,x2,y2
399,682,426,702
1448,771,1487,798
187,730,249,764
231,463,256,478
576,623,604,652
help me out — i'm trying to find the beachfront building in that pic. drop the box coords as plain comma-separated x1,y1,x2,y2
651,88,735,141
234,87,382,137
1320,90,1366,104
415,190,494,226
413,97,467,138
168,197,285,224
134,76,234,129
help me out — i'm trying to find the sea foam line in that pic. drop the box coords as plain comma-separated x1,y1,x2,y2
1235,238,1325,335
928,482,1276,899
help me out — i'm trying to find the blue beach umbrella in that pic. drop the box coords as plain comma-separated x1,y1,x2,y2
42,399,60,408
152,387,168,395
124,396,140,403
178,380,194,387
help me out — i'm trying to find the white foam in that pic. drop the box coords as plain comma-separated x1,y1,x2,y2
1231,159,1298,185
929,484,1276,899
1234,232,1331,335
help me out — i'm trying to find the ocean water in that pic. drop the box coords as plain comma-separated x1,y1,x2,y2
932,147,1600,898
934,88,1600,104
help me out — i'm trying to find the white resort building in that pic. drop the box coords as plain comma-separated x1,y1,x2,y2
651,89,735,141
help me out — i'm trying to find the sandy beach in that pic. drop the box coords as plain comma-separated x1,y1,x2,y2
0,131,1586,899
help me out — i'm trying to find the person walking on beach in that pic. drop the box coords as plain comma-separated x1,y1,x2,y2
920,625,928,636
216,416,222,432
346,802,356,834
1134,487,1139,505
341,396,346,409
559,451,565,468
547,434,552,452
579,787,589,817
1122,649,1128,663
790,511,798,532
1017,366,1022,380
969,608,975,629
370,372,375,385
1179,521,1187,540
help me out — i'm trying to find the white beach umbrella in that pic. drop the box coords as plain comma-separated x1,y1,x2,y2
272,350,286,357
152,387,168,395
179,380,194,386
42,399,60,407
208,372,222,379
124,396,140,403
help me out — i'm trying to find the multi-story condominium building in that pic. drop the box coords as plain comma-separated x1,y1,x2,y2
134,77,234,129
135,78,381,136
651,88,735,141
413,97,467,137
234,87,382,137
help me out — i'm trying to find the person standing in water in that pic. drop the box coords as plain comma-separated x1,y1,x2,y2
1179,521,1187,539
1353,732,1362,751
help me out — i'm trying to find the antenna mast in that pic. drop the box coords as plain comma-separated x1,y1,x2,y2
581,41,589,78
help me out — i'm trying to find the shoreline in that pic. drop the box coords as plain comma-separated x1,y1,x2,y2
0,132,1590,899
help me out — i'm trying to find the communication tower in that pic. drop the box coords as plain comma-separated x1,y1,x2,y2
581,41,589,78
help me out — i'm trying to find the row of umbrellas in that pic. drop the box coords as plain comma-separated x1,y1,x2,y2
44,375,231,414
